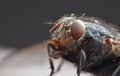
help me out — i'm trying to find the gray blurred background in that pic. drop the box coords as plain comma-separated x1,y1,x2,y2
0,0,120,48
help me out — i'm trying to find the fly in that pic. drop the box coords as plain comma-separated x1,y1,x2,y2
47,14,120,76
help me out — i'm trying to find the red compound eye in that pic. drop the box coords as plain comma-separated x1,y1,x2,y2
71,20,85,40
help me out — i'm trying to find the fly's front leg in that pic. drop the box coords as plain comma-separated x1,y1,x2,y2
49,58,54,76
47,43,55,76
47,43,63,76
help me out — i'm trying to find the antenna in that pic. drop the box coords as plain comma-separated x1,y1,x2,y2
78,13,86,19
43,22,55,25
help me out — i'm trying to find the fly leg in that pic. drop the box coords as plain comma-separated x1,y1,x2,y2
77,49,86,76
47,43,63,76
47,43,55,76
49,58,54,76
77,51,82,76
112,64,120,76
55,59,64,73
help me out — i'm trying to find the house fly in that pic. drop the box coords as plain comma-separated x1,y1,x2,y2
47,14,120,76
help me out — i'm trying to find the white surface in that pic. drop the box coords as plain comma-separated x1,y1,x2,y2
0,47,16,62
0,41,93,76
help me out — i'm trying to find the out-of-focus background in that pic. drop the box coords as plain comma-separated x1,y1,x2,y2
0,0,120,48
0,0,120,76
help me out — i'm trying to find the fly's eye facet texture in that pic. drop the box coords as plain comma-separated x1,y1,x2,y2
71,20,85,40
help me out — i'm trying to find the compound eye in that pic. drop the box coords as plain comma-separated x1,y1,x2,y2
71,20,85,40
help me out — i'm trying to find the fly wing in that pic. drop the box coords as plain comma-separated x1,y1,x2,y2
82,17,120,57
81,16,120,40
81,17,120,75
